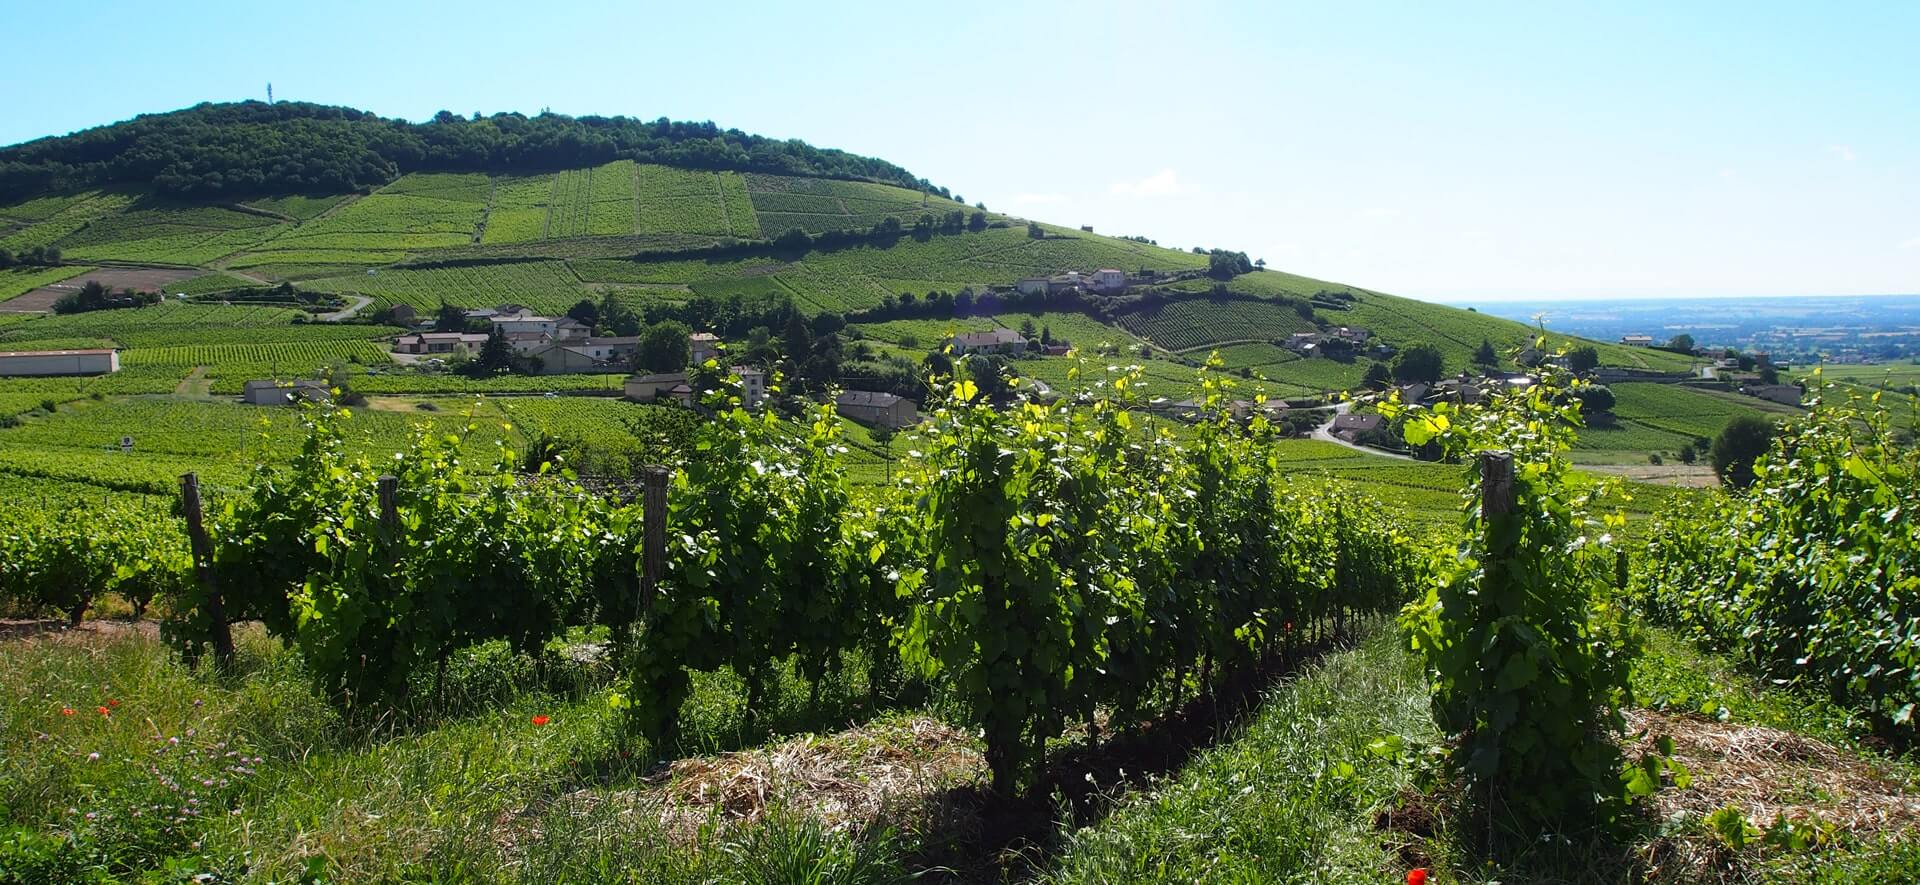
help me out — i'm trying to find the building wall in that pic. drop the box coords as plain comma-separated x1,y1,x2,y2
0,352,117,376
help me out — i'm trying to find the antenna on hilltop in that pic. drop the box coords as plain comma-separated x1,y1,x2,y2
267,83,275,104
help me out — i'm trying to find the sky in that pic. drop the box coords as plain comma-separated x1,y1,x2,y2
2,0,1915,301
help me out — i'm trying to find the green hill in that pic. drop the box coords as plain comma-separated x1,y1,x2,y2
0,101,1748,450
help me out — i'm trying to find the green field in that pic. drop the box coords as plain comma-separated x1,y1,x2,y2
1117,298,1320,351
301,260,593,314
0,265,93,302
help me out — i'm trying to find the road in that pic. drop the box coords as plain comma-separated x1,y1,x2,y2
320,295,374,322
1310,400,1416,461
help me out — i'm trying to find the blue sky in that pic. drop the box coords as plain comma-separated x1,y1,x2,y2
2,0,1915,300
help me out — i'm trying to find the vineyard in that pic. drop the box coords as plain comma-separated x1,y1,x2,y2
299,260,593,314
1116,298,1319,351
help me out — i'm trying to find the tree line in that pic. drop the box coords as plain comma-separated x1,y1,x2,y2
0,101,945,201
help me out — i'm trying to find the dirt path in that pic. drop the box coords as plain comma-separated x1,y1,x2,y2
319,294,374,322
174,366,212,397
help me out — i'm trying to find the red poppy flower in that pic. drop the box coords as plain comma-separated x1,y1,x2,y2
1407,869,1429,885
107,699,120,708
97,706,110,716
61,707,75,716
530,714,550,726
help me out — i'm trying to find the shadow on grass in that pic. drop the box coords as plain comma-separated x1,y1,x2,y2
905,624,1382,882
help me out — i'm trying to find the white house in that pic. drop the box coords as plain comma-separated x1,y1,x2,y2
0,348,119,376
525,336,641,374
1015,277,1051,297
1620,334,1655,347
952,327,1028,354
491,314,559,337
735,366,768,408
1091,268,1127,293
625,372,692,406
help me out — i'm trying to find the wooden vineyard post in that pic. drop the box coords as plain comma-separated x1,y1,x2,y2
639,466,670,619
377,475,399,535
179,473,235,671
1480,451,1514,519
1615,549,1630,592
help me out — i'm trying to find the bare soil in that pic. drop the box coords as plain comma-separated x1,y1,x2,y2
3,266,202,313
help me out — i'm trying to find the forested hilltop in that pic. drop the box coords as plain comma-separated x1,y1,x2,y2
0,101,944,200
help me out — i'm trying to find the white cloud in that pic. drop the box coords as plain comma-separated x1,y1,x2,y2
1901,235,1920,251
1109,168,1185,197
1359,207,1402,219
1828,144,1857,162
1007,192,1067,205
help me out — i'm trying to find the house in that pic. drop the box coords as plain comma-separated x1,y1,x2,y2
525,337,640,374
241,379,330,406
387,303,418,327
1015,277,1051,297
734,366,768,408
504,331,555,354
490,314,559,337
1286,332,1324,353
952,327,1028,354
1395,382,1432,405
1742,383,1803,407
1042,344,1071,357
463,303,532,322
625,372,692,406
394,332,490,355
1331,413,1386,442
554,317,591,341
1047,272,1085,294
1332,326,1371,344
836,390,918,428
0,348,119,377
1090,268,1127,293
690,332,721,366
1620,334,1655,347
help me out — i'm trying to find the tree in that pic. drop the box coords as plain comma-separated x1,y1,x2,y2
1040,326,1052,346
1757,364,1780,385
1391,344,1444,383
0,248,11,268
782,312,813,363
1677,443,1697,464
1572,384,1616,414
1566,346,1600,374
1711,415,1775,489
597,291,641,337
1205,250,1253,280
566,298,600,327
471,328,514,375
1473,339,1499,366
1027,221,1044,239
635,320,692,373
434,301,466,332
1666,333,1696,353
969,211,987,231
774,228,812,250
1362,361,1393,390
1018,318,1037,339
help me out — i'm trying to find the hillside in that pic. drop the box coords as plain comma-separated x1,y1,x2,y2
0,102,1759,469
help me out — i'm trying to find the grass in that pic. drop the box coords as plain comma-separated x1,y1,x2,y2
0,623,922,883
0,265,94,303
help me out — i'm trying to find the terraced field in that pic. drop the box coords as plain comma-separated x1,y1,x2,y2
240,173,491,265
0,265,93,305
301,260,592,314
1117,299,1320,351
